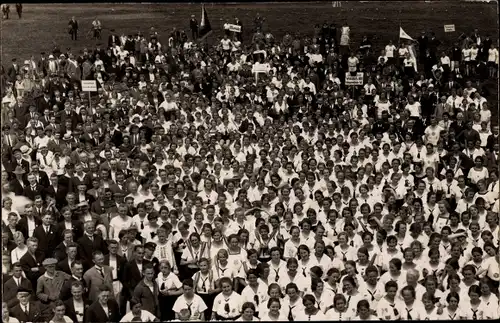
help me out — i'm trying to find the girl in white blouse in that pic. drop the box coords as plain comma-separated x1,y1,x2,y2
10,231,28,264
156,260,182,321
352,299,378,320
236,302,260,321
259,297,288,321
325,293,355,321
376,281,400,320
460,285,492,319
395,285,425,320
420,292,441,320
294,294,327,321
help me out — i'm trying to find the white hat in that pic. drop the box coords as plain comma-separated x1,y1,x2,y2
48,54,54,59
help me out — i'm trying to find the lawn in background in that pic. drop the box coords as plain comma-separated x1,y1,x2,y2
1,1,498,120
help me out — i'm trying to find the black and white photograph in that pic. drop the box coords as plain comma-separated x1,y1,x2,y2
0,1,499,322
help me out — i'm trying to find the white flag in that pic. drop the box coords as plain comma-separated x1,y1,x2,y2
399,27,414,41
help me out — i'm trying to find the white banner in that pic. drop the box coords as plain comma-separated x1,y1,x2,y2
345,73,364,86
81,80,97,92
444,24,456,32
227,24,241,33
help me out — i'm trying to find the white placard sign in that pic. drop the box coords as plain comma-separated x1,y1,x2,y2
81,80,98,92
345,73,364,86
228,24,241,32
444,24,456,32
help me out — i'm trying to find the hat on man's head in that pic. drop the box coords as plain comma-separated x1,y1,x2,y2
77,201,89,208
62,133,73,141
42,258,58,266
19,145,32,155
17,286,32,294
13,166,26,175
48,55,54,59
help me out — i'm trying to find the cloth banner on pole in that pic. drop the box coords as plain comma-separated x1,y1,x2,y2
399,27,414,41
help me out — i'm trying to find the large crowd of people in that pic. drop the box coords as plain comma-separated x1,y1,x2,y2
1,7,499,323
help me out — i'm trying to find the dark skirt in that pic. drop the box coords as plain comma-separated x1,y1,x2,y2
199,293,216,319
159,294,177,321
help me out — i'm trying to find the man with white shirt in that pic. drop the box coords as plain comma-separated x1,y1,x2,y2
3,262,33,309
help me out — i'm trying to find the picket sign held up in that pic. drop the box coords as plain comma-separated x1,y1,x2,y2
345,72,364,86
81,80,98,115
227,24,241,33
444,24,456,32
252,64,268,85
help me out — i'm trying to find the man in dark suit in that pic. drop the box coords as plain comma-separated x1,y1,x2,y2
16,207,42,241
103,240,127,314
108,29,121,47
19,238,46,290
77,221,108,268
189,15,198,40
3,262,33,309
123,245,150,302
10,166,29,195
45,172,69,211
417,31,428,63
10,149,30,177
35,90,53,115
68,16,78,40
60,102,79,130
60,260,88,301
33,213,59,259
132,263,160,317
54,230,78,262
84,285,120,323
64,281,91,323
487,125,499,151
7,58,20,82
9,287,47,323
23,173,46,201
28,163,50,188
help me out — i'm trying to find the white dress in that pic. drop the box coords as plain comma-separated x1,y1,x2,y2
340,26,350,46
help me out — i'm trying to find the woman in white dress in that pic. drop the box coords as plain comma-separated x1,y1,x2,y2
297,245,318,280
294,294,327,321
376,281,400,320
311,278,335,313
48,301,74,323
439,292,462,320
420,292,441,320
325,293,355,321
259,297,287,321
460,285,492,319
352,299,378,320
11,231,28,264
235,302,260,321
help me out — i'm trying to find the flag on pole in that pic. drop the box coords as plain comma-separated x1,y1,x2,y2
199,4,212,40
399,27,414,41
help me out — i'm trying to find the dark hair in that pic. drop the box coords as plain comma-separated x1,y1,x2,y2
267,297,281,309
182,278,194,288
241,302,256,313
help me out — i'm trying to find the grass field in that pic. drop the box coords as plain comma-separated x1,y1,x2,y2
1,1,498,116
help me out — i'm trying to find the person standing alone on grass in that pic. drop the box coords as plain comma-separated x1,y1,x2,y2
68,17,78,41
190,15,198,41
15,4,22,19
92,17,102,40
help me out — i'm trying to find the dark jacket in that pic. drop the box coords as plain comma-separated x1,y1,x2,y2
84,299,120,323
